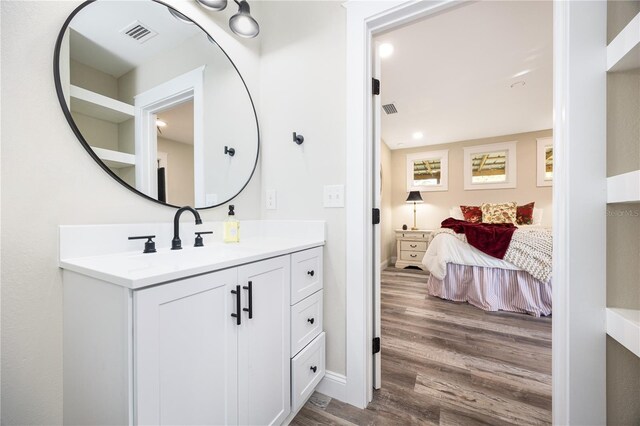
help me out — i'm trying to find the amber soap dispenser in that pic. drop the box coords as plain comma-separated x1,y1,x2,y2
223,205,240,243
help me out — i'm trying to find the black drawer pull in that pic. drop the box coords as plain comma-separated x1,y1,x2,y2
307,317,315,325
410,244,417,248
307,270,315,277
231,285,241,325
410,254,417,258
310,366,317,373
242,281,253,319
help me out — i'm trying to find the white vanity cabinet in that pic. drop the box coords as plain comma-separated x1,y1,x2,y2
62,246,321,426
134,268,239,425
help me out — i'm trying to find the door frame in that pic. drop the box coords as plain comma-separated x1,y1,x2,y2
344,1,607,425
134,66,205,201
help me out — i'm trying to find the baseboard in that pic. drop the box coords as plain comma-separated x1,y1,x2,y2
380,258,389,270
315,370,347,402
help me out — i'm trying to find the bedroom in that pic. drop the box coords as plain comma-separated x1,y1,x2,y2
375,1,554,423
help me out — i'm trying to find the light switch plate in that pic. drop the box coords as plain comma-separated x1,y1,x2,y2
323,185,345,208
266,189,277,210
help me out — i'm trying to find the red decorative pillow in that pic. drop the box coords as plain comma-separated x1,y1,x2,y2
460,205,482,223
516,202,535,225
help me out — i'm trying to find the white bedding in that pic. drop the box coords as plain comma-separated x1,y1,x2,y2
422,232,520,280
422,225,552,280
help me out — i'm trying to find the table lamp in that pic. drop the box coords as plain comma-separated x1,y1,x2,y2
406,191,423,230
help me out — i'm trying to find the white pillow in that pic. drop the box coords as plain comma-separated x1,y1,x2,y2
449,206,464,220
532,208,543,225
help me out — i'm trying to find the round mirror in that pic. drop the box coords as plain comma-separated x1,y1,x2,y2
54,0,259,209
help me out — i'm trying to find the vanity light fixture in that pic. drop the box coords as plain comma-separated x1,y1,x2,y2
406,191,423,230
229,0,260,38
196,0,227,11
156,119,167,128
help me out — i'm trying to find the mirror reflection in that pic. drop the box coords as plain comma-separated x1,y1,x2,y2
56,0,259,208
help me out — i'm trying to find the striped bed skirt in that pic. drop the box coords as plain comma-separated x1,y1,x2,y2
426,263,552,317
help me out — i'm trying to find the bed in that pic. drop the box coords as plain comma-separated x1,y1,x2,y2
422,207,552,317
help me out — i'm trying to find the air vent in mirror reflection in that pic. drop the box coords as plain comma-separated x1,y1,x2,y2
121,21,158,44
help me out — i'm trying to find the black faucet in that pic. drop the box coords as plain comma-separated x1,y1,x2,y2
172,206,202,250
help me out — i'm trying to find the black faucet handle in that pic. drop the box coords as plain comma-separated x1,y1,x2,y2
128,235,157,254
194,231,213,247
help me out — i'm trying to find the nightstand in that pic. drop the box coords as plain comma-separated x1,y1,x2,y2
394,229,433,270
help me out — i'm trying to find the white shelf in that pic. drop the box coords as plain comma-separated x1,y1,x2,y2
70,85,135,124
91,147,136,169
607,308,640,358
607,170,640,203
607,12,640,72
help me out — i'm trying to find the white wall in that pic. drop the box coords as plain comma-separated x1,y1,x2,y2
0,1,263,423
258,1,347,375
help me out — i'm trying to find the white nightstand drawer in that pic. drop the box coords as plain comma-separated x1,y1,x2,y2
291,332,325,412
291,247,323,305
400,241,427,251
291,290,323,356
400,250,425,262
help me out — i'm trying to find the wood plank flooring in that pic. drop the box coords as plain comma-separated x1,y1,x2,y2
291,267,552,425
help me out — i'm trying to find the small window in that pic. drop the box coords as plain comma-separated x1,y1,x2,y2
406,150,448,192
464,141,517,190
537,137,553,187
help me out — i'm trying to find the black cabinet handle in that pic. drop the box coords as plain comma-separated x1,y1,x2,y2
231,285,241,325
310,366,317,373
242,281,253,319
307,270,315,277
307,318,315,325
410,254,417,258
410,244,417,248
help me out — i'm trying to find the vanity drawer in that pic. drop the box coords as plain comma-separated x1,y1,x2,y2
400,250,425,262
400,241,427,251
291,290,323,356
291,247,323,305
291,332,325,412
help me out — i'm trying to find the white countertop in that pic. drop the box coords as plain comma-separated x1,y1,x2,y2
60,237,324,289
59,220,326,289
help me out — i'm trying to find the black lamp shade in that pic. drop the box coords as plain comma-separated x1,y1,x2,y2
406,191,423,203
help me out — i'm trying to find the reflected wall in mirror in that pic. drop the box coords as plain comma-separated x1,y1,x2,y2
406,150,449,192
536,137,553,187
463,141,517,190
54,0,259,208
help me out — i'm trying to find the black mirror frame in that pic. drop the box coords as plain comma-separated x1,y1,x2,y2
53,0,260,210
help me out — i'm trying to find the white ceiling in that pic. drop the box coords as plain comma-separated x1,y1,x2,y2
69,0,202,78
375,1,553,150
157,100,194,145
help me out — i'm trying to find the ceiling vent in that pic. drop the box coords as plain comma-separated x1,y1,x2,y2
382,103,398,115
121,21,158,44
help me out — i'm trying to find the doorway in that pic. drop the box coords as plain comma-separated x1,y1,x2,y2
344,1,607,424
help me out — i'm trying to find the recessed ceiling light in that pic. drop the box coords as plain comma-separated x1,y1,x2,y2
412,132,424,140
510,81,526,89
379,43,394,59
156,119,167,127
